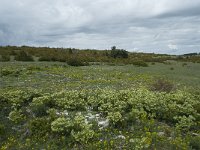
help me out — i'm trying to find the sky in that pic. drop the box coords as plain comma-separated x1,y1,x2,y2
0,0,200,54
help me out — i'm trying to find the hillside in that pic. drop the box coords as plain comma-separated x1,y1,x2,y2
1,46,200,65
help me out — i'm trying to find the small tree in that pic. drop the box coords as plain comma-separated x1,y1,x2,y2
111,46,116,51
110,46,128,58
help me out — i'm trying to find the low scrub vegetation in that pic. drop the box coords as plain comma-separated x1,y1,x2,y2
0,88,199,149
150,78,175,93
15,50,34,61
0,68,21,77
132,60,149,67
0,60,199,149
1,46,199,64
0,55,10,62
67,58,89,66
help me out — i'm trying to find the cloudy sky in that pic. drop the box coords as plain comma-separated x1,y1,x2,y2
0,0,200,54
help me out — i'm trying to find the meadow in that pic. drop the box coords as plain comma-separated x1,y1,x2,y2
0,61,200,149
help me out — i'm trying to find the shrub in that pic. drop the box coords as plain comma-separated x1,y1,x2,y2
0,68,21,77
67,58,88,66
182,63,187,67
15,51,34,61
8,109,26,123
29,117,51,136
51,117,73,134
163,61,172,65
27,66,42,71
71,128,95,144
149,78,175,93
38,56,52,61
189,136,200,150
0,55,10,61
107,111,122,125
132,60,148,67
110,46,128,58
71,113,95,143
58,58,67,62
30,95,54,117
174,115,196,131
1,68,15,76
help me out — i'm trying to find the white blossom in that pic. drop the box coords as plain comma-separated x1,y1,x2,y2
62,110,68,116
117,135,126,139
98,119,109,128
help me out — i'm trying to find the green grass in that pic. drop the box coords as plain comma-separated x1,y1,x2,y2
0,61,200,92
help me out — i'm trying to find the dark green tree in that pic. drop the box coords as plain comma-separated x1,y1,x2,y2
110,46,128,58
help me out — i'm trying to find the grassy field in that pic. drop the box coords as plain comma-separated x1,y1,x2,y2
1,61,200,91
0,61,200,149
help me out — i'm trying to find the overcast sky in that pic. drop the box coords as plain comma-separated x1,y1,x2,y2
0,0,200,54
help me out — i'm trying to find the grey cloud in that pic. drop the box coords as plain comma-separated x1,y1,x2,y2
0,0,200,54
156,4,200,18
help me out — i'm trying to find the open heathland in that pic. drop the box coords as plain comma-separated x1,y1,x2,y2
0,60,200,149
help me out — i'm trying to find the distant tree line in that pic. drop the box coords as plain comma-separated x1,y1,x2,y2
183,53,200,56
0,46,200,65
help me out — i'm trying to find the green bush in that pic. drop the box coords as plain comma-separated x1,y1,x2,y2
149,78,175,93
51,117,73,134
110,46,128,59
30,95,54,117
132,60,148,67
182,63,187,67
67,58,88,66
29,117,51,136
15,51,34,61
0,68,21,77
0,55,10,61
38,56,52,61
189,136,200,150
8,109,26,123
1,68,15,76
